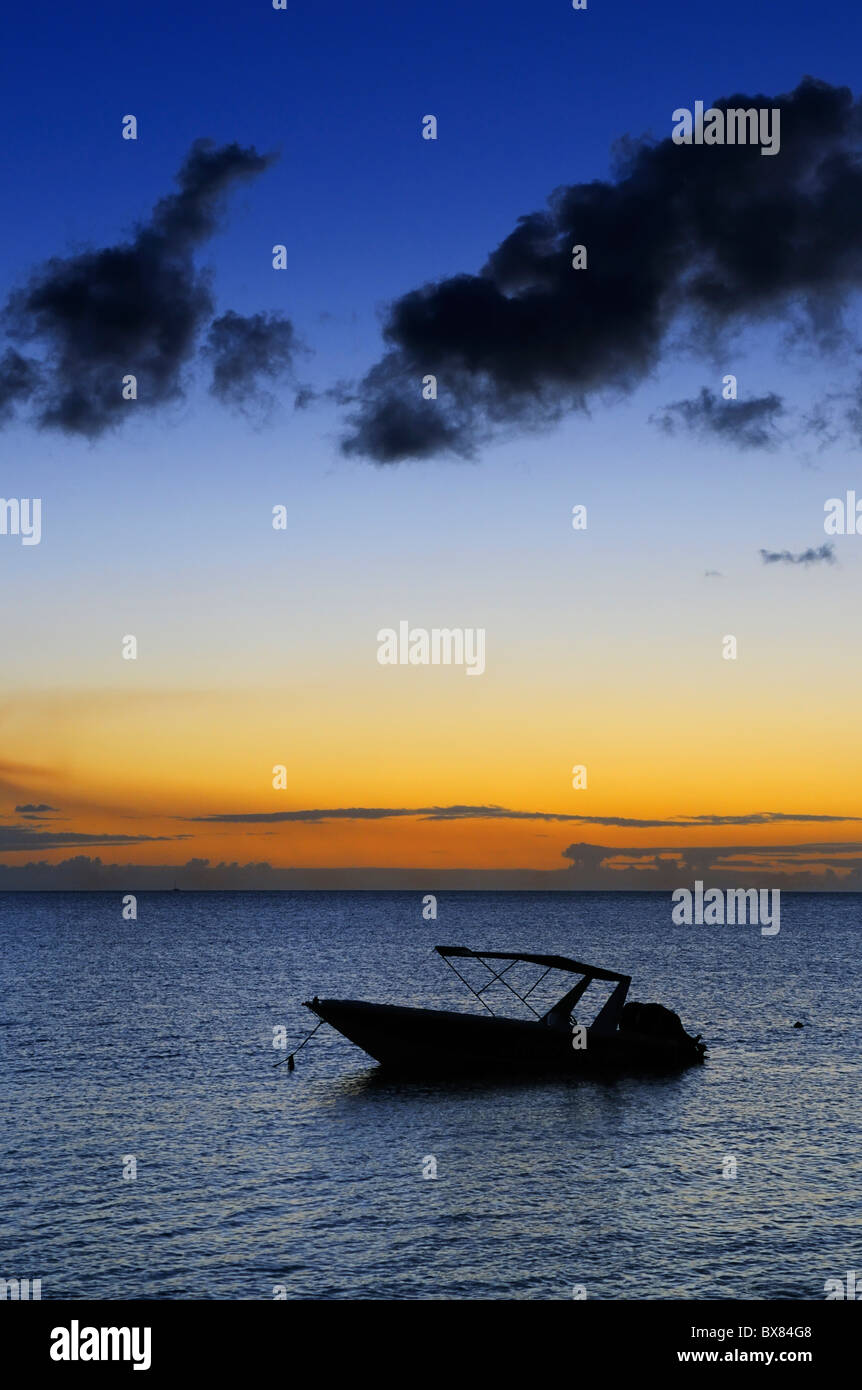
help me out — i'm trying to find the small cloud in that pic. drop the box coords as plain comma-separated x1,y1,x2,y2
0,826,190,852
203,309,303,417
181,804,858,828
759,542,836,566
651,388,785,450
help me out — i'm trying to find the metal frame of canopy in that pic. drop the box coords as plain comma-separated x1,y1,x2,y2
434,945,632,1035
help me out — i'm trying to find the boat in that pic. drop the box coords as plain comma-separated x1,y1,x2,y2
303,945,706,1077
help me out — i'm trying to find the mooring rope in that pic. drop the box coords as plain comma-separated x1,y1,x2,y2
273,1018,325,1071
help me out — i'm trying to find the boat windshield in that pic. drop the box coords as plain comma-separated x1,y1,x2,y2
434,945,631,1029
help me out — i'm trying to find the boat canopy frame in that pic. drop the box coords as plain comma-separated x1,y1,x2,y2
434,945,631,1032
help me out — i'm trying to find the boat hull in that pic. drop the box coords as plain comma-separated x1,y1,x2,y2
306,998,704,1076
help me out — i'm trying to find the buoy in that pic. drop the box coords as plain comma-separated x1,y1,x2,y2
273,1017,324,1070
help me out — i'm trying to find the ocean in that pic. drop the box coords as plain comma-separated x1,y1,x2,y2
1,890,859,1300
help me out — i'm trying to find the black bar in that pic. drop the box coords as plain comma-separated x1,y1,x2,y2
6,1299,855,1378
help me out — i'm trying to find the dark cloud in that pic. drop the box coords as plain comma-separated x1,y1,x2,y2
0,826,189,852
4,844,861,891
651,387,785,449
2,140,279,436
0,349,41,423
560,843,616,873
204,309,301,414
562,839,862,859
340,361,479,462
12,803,61,821
182,804,858,827
561,839,862,887
759,542,836,565
341,77,862,461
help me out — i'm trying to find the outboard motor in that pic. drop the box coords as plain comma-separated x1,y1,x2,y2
620,1001,707,1060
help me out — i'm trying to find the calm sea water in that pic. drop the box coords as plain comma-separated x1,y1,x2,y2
1,891,859,1300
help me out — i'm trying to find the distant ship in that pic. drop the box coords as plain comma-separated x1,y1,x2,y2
304,945,706,1077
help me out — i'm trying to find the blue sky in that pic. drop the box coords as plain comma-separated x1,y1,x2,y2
3,1,862,887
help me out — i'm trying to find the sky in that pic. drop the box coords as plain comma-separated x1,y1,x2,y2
3,0,862,889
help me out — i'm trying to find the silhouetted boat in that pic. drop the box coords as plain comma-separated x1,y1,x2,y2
304,945,706,1076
